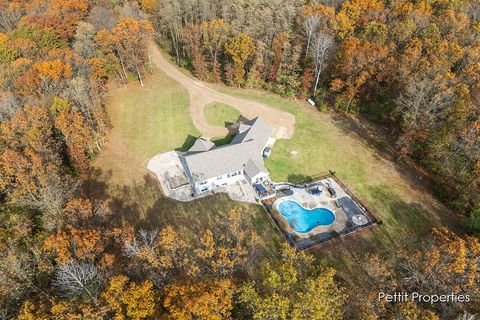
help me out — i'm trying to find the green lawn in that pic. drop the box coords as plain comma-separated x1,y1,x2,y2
89,64,462,288
213,85,462,284
86,69,282,264
204,101,241,127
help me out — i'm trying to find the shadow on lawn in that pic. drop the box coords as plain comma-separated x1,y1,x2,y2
80,168,281,255
175,134,199,152
329,113,447,206
314,183,462,263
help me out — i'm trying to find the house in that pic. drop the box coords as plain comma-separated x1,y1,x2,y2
180,117,274,194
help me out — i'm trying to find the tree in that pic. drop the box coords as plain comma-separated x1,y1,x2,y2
53,97,93,171
73,22,97,59
330,36,391,112
163,279,234,320
53,262,101,300
122,280,156,320
182,23,208,80
111,18,153,86
0,105,77,228
224,33,256,85
195,209,260,277
43,225,104,264
302,14,321,54
200,19,230,82
309,31,334,97
268,32,290,82
124,225,194,285
396,228,480,317
102,275,156,320
237,244,347,320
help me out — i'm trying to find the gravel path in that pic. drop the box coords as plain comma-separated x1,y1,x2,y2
148,41,295,140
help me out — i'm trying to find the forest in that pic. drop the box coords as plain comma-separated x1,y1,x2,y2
0,0,479,319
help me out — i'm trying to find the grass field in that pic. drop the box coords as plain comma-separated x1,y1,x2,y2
86,70,282,261
204,102,241,127
88,65,462,287
214,85,462,284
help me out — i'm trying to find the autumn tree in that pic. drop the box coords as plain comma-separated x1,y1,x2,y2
224,33,255,85
52,97,93,171
111,18,153,86
43,225,104,264
331,36,392,112
0,105,77,229
237,244,347,319
102,275,156,320
182,22,208,80
164,279,234,320
201,19,230,82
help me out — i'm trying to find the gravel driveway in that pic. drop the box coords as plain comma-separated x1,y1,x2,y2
148,41,295,140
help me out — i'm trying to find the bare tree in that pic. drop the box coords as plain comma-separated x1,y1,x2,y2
395,75,456,152
20,169,78,231
0,92,21,121
123,237,140,257
309,31,334,97
138,228,158,247
0,7,22,32
88,6,117,31
302,14,320,54
73,22,97,59
124,228,158,257
457,312,477,320
53,262,101,300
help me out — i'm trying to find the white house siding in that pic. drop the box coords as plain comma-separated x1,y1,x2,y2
247,172,269,184
194,170,244,194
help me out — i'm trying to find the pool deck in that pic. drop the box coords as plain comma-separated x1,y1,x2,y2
263,176,378,250
272,178,349,238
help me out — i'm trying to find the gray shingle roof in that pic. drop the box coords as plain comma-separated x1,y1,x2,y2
243,158,267,179
188,137,215,153
181,117,272,182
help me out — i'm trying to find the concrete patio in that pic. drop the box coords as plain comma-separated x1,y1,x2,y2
147,151,257,203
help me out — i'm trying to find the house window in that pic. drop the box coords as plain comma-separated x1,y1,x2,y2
200,181,206,185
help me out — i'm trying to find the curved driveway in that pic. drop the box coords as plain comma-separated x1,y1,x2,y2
148,41,295,140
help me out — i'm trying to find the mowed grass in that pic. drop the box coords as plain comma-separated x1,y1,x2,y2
214,85,462,284
204,101,241,127
86,69,282,262
89,62,463,287
94,70,199,185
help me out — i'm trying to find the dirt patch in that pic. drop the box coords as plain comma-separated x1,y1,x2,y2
148,41,296,140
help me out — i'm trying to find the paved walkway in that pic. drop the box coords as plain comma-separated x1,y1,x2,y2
148,41,295,140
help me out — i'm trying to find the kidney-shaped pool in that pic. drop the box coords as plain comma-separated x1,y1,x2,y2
277,200,335,233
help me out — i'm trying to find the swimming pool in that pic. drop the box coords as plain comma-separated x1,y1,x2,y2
277,200,335,233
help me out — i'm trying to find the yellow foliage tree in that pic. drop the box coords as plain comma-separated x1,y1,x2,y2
224,33,255,85
164,279,234,320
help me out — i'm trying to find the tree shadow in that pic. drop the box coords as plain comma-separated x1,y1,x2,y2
80,167,111,200
80,167,281,250
329,113,442,201
311,183,464,284
287,174,315,184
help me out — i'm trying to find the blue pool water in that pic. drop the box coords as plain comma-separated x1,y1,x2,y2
278,200,335,233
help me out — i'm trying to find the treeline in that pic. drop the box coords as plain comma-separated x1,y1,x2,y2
0,0,153,317
0,0,479,319
150,0,480,226
0,0,153,228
